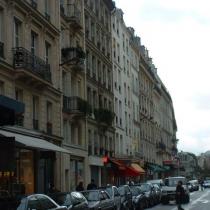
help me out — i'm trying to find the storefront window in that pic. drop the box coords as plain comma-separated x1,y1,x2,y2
70,159,84,191
16,149,34,195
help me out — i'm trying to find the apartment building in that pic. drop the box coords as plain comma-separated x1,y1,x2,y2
139,46,156,174
111,8,133,157
0,0,69,194
128,27,141,158
84,0,115,186
59,0,88,191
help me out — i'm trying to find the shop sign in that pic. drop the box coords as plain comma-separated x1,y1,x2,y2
0,171,15,178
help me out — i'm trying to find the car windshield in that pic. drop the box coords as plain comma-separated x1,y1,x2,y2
165,178,186,187
50,193,72,206
130,187,139,196
105,187,112,197
140,184,150,192
82,191,99,201
118,187,125,196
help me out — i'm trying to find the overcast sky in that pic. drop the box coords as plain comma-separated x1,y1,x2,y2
114,0,210,155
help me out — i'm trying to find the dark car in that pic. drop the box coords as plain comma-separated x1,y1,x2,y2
100,185,121,210
117,185,133,210
48,192,88,210
130,185,146,210
139,183,156,207
15,194,67,210
152,184,162,204
81,189,115,210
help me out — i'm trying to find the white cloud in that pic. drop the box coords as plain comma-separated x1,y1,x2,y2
114,0,210,155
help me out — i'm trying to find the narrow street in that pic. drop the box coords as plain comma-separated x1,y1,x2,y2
148,189,210,210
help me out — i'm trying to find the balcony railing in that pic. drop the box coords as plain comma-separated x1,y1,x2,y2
94,108,115,126
0,42,4,58
65,4,82,28
63,96,91,115
61,47,85,67
13,47,51,82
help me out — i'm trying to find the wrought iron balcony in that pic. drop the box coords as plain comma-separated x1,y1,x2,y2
61,47,85,70
94,108,115,126
63,96,91,116
13,47,51,82
0,42,4,58
64,4,82,29
156,142,166,150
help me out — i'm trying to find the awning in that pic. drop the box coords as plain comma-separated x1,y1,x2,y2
131,163,145,174
0,95,25,113
0,129,71,154
109,159,126,170
122,166,140,177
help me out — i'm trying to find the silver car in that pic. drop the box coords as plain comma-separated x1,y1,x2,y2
16,194,67,210
101,186,121,210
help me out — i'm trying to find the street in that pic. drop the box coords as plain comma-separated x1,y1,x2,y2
148,189,210,210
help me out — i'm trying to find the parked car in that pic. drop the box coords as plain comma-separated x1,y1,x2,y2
48,192,88,210
129,185,147,210
117,185,133,210
161,176,190,204
186,182,194,192
146,179,164,188
81,189,115,210
189,180,199,191
152,184,162,204
15,194,67,210
203,180,210,188
139,183,156,207
100,185,121,210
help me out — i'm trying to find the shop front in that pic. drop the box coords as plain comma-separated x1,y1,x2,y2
0,128,70,196
70,157,85,190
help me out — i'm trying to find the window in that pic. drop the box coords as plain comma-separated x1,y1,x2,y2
0,81,4,95
15,88,23,102
31,31,38,55
37,195,57,209
32,96,39,130
46,101,52,134
31,0,38,9
0,9,3,42
45,41,51,64
44,0,50,20
14,18,21,47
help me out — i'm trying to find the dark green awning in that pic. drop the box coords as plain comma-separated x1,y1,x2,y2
0,95,25,113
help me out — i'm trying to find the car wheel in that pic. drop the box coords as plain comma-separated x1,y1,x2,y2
139,202,144,210
161,197,169,205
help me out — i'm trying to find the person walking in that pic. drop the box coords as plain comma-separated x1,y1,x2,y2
200,179,204,191
76,181,84,192
87,179,97,190
176,180,185,210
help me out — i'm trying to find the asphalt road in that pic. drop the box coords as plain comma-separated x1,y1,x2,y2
148,189,210,210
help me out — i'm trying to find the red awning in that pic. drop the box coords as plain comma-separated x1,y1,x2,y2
121,166,140,177
109,159,126,170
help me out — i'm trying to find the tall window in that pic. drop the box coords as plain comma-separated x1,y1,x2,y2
45,41,51,64
31,31,38,55
32,96,39,130
44,0,50,19
0,81,4,95
15,88,23,102
14,18,21,47
0,9,3,42
46,101,52,134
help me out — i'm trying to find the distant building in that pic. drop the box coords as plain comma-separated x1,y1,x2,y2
178,152,198,179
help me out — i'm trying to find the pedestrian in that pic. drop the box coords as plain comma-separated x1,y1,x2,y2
176,180,185,210
87,179,97,190
76,181,84,192
48,183,60,193
200,179,204,191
